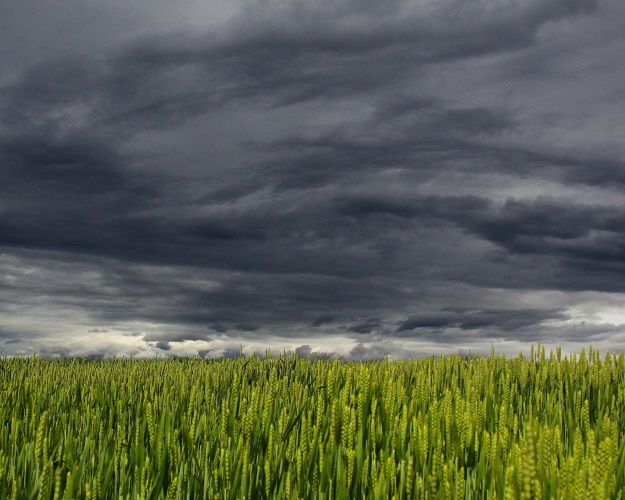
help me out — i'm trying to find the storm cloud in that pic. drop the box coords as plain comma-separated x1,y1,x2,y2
2,0,625,358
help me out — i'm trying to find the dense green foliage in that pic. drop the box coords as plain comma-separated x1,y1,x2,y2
1,345,625,499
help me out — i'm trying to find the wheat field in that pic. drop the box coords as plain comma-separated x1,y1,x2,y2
1,345,624,498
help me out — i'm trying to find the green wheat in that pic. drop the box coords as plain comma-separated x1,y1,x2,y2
1,344,624,498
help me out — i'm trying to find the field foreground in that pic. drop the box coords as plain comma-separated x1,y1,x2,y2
1,346,625,499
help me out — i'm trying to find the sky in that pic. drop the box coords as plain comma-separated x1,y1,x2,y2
1,0,625,359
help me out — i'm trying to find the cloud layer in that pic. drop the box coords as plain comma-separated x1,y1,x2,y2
1,0,625,358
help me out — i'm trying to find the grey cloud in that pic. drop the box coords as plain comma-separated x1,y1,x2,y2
346,343,390,361
119,331,145,338
335,194,625,291
1,10,618,284
228,0,597,60
556,322,625,342
197,346,244,359
1,0,622,357
294,344,334,359
142,332,212,344
235,323,260,332
294,344,313,357
153,341,172,351
0,0,595,153
396,314,459,331
205,323,261,334
32,343,140,360
397,308,569,333
348,318,381,334
311,314,336,327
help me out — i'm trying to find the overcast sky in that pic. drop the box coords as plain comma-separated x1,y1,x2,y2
2,0,625,359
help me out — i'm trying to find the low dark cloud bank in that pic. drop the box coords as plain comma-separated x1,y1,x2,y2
1,0,625,358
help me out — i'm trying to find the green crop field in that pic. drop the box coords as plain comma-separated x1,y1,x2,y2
1,345,625,499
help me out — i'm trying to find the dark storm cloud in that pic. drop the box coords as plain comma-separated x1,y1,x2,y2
458,200,625,268
311,314,336,327
153,341,172,351
0,0,597,142
248,109,516,191
95,0,596,111
226,0,597,66
265,121,625,193
397,308,569,333
335,194,625,290
1,0,623,357
348,318,381,334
